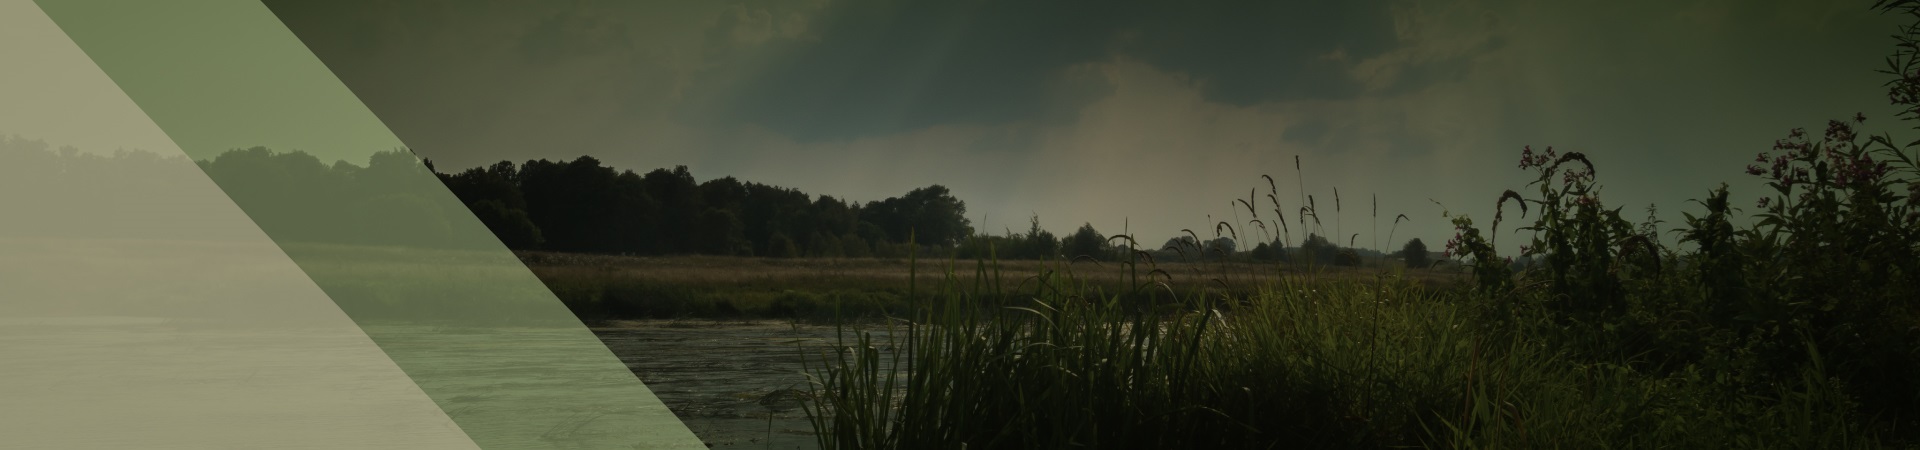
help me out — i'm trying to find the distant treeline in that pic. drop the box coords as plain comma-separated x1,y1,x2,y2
180,145,1432,264
430,154,1424,266
0,138,1436,265
431,155,993,259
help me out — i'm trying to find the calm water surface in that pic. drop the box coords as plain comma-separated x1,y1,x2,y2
595,321,908,450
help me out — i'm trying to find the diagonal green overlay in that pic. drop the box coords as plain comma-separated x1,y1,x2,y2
2,1,473,448
25,1,704,448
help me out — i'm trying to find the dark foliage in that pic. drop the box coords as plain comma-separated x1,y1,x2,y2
1400,238,1429,269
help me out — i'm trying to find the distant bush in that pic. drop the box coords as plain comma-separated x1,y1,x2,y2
1333,248,1360,267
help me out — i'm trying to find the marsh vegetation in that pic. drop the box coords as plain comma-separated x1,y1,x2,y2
790,3,1920,447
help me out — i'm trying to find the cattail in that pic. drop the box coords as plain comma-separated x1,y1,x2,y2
1294,155,1307,229
1386,213,1410,262
1248,188,1258,218
1307,196,1322,229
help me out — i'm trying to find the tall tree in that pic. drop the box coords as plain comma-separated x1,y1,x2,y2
863,185,971,247
1402,238,1430,269
1064,223,1108,261
1301,233,1338,265
641,166,702,254
1023,215,1060,259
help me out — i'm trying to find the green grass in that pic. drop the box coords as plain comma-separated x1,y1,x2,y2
517,251,1465,323
796,254,1887,450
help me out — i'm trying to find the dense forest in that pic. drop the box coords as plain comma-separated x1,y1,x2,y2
432,155,981,258
428,155,1406,265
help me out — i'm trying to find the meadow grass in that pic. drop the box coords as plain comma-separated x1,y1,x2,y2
516,251,1465,323
795,249,1886,450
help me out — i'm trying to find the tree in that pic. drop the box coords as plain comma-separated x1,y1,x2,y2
1064,223,1108,261
1022,215,1060,259
806,231,843,258
767,232,800,258
861,185,971,248
440,160,527,212
1300,233,1338,264
840,233,871,258
469,199,544,249
1250,242,1275,261
641,165,702,254
517,156,628,253
1402,238,1430,269
693,208,748,255
1204,237,1236,260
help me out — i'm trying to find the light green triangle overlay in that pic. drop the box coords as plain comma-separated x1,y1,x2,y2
30,1,706,448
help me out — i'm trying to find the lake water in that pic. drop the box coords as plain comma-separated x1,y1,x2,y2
0,318,894,449
595,321,907,450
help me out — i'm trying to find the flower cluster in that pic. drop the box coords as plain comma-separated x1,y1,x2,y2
1823,118,1859,144
1562,169,1593,185
1517,145,1556,170
1520,145,1595,187
1750,129,1811,186
1746,117,1892,190
1830,149,1892,187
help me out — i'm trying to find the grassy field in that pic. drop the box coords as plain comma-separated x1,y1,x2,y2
517,250,1469,322
798,260,1903,450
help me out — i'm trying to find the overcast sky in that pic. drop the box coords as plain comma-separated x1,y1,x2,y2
260,0,1907,254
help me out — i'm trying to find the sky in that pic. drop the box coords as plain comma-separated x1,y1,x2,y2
257,0,1909,255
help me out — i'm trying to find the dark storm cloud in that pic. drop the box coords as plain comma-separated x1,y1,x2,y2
264,0,463,57
690,0,1404,143
1118,1,1399,105
1377,35,1506,96
517,9,636,63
